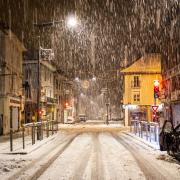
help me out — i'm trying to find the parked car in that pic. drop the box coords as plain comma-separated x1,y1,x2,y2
65,116,75,124
159,120,180,160
79,114,87,122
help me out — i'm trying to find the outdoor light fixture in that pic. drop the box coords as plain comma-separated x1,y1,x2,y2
92,76,96,81
75,77,79,81
154,80,160,98
64,102,69,108
67,15,77,28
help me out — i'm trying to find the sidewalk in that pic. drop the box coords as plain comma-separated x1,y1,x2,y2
125,131,160,150
0,131,58,154
0,131,23,143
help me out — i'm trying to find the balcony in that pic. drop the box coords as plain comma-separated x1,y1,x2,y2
46,97,58,104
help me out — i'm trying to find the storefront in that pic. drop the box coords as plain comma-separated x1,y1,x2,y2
0,96,22,135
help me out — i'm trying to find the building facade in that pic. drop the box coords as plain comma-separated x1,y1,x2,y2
161,60,180,127
121,54,162,126
54,73,66,123
0,30,25,135
23,50,57,123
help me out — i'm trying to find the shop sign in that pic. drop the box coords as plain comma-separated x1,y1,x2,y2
10,99,20,105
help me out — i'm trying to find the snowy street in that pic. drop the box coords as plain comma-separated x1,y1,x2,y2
1,129,180,180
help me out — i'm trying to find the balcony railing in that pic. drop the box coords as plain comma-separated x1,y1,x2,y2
47,97,58,104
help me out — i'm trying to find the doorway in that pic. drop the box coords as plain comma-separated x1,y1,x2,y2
0,114,3,135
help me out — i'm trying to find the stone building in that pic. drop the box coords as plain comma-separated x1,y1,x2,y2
121,54,162,126
23,50,57,123
0,29,25,135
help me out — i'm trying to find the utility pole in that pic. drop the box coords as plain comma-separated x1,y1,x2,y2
10,106,13,151
37,40,41,140
106,82,109,125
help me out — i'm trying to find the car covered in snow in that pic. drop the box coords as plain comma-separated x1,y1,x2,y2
79,114,87,122
64,116,75,124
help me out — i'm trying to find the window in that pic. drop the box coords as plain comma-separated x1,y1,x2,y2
44,69,47,81
133,76,140,87
133,92,140,102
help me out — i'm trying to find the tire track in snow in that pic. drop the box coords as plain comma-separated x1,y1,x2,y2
112,133,171,180
90,133,104,180
8,133,79,180
70,133,93,180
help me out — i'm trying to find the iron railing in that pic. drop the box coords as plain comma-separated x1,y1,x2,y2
130,120,159,143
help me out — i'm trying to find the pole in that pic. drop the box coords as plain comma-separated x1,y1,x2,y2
10,106,13,151
106,103,109,125
22,126,25,149
37,39,41,140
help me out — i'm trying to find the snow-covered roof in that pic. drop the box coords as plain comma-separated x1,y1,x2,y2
121,54,161,74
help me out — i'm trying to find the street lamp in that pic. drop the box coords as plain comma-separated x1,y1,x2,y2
92,76,96,81
67,15,78,28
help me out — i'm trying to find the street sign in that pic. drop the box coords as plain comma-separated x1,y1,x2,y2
152,105,159,112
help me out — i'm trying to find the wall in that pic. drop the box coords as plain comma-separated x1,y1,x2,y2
123,74,162,106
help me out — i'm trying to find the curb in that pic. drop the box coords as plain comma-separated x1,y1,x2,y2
2,133,58,155
124,132,160,150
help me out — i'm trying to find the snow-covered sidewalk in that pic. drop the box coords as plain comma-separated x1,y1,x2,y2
126,132,160,149
0,131,58,154
0,132,75,179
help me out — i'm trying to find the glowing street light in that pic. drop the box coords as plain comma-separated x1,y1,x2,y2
67,15,78,28
75,77,79,82
92,76,96,81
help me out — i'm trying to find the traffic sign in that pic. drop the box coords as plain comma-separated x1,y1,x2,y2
152,105,158,112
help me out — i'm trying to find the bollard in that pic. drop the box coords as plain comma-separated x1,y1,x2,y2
156,125,159,143
149,125,152,142
46,121,48,138
31,125,34,145
138,122,141,137
130,121,132,132
134,121,137,135
10,106,13,152
140,123,143,138
34,125,36,144
41,122,43,140
55,121,57,132
154,125,157,142
51,121,53,135
47,121,50,137
146,123,148,140
52,121,54,135
22,126,25,149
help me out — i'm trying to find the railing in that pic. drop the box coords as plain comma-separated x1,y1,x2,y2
130,120,159,143
10,120,58,152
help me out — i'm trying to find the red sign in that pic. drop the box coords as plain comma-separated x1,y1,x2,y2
152,105,158,112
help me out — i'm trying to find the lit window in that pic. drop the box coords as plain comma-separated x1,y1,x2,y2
133,76,140,87
133,92,140,102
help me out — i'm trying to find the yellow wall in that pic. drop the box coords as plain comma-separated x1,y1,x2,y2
123,74,162,106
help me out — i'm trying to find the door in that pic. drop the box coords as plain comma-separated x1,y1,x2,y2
0,114,3,135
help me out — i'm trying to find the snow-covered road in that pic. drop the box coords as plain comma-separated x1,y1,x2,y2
1,131,180,180
38,133,180,180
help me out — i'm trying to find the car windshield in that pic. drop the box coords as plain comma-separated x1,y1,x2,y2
163,121,173,133
175,124,180,132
